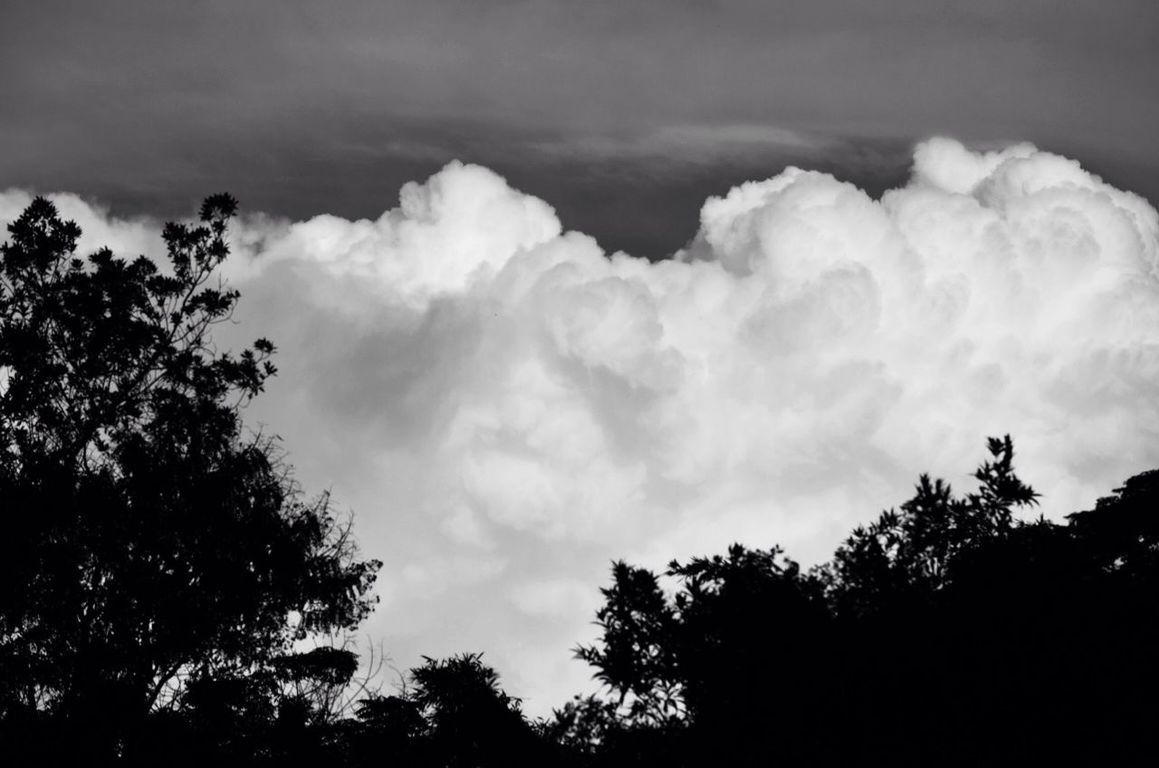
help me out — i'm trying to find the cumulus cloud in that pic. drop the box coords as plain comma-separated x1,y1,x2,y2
5,138,1158,713
0,188,164,258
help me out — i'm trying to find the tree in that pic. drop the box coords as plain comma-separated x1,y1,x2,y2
665,545,830,759
575,562,680,727
0,195,381,760
336,652,551,768
409,653,543,767
572,548,829,766
562,437,1066,765
542,694,624,764
817,434,1039,619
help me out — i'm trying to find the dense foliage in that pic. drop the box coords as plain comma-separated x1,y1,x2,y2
564,438,1159,765
2,196,1156,765
0,197,380,763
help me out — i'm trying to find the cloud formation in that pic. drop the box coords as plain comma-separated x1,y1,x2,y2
5,138,1158,713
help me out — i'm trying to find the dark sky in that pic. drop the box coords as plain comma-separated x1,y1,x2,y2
1,0,1156,258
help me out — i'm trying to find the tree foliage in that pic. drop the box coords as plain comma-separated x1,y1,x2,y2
564,437,1159,765
818,434,1039,617
0,196,381,761
336,653,552,768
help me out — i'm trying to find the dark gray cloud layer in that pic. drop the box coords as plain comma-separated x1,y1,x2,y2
2,0,1156,256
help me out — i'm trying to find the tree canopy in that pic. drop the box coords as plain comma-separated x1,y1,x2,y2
0,195,380,762
565,437,1159,765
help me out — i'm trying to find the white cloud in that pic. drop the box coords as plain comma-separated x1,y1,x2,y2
5,138,1158,715
0,188,164,259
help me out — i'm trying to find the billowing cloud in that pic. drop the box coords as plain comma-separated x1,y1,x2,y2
5,138,1158,713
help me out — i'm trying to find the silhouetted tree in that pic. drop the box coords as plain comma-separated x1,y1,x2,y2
409,652,545,767
575,562,680,727
0,196,381,762
562,437,1159,765
348,694,428,766
573,547,830,765
817,434,1039,619
329,652,554,768
542,694,624,764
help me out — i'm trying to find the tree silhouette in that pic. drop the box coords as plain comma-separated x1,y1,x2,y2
0,196,381,762
575,562,680,726
573,547,831,765
817,434,1039,618
564,437,1159,765
333,652,553,768
409,653,544,767
349,694,428,766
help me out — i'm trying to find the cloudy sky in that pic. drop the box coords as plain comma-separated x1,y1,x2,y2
4,0,1158,257
3,0,1158,713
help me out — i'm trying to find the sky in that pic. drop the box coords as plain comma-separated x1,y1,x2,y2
3,0,1158,256
2,0,1158,715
